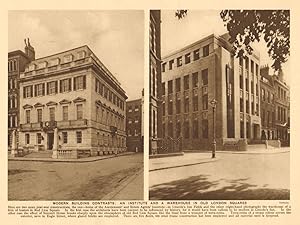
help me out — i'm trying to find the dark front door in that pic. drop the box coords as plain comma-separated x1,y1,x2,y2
48,133,54,150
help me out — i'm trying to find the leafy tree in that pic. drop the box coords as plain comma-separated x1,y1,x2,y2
175,10,290,71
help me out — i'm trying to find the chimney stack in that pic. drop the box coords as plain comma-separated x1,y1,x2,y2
24,38,35,61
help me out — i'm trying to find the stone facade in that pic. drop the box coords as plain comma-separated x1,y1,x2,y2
18,45,127,158
149,10,162,154
126,98,143,152
161,33,261,150
8,39,35,150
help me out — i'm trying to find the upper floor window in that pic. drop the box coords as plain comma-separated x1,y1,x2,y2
193,49,200,60
184,75,189,90
77,51,86,59
203,45,209,57
169,59,174,70
49,107,55,121
74,75,86,91
47,81,58,95
35,83,45,97
192,72,198,88
76,104,83,120
24,86,33,98
177,56,182,67
202,69,208,86
60,78,72,93
185,53,191,64
25,110,31,124
162,63,166,72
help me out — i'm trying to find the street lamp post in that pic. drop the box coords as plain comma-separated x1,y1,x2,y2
210,99,217,158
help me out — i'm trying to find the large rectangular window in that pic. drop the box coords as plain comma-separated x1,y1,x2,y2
192,72,198,88
74,75,86,90
49,107,55,121
175,78,181,92
202,94,208,110
25,110,30,124
62,132,68,144
184,97,189,113
60,78,71,93
76,104,83,120
35,83,45,97
185,53,191,64
193,95,198,111
202,120,208,138
184,75,189,90
202,69,208,86
203,45,209,57
37,109,42,122
76,131,82,144
168,80,173,94
184,121,189,138
162,102,165,116
62,106,68,121
24,86,33,98
47,81,58,95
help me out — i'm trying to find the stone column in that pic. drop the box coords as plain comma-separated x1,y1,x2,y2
11,130,17,157
52,128,58,159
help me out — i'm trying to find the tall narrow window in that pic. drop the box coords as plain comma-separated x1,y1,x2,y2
193,119,199,138
168,80,173,94
76,131,82,143
176,99,181,114
25,133,30,145
184,120,189,138
175,78,181,92
60,78,71,93
76,104,83,120
62,132,68,144
184,97,189,113
202,94,208,110
74,75,86,90
203,45,209,57
49,107,55,121
184,75,189,90
62,106,68,121
193,95,198,111
193,49,200,60
37,109,42,122
192,72,198,88
202,120,208,138
47,81,57,95
202,69,208,86
37,133,42,144
25,110,30,124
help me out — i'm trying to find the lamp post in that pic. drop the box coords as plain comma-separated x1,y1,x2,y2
210,99,217,158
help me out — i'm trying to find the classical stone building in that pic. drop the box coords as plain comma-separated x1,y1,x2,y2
260,65,290,145
149,10,162,154
161,33,261,150
18,45,127,158
8,39,35,149
126,98,143,152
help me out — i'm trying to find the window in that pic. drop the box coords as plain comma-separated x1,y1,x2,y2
62,132,68,144
25,133,30,145
177,56,182,67
76,131,82,144
76,104,83,120
169,59,174,70
168,101,173,115
203,45,209,57
47,81,57,95
251,60,254,73
202,94,208,110
175,78,181,92
256,64,259,76
37,109,42,122
240,121,244,138
35,83,45,97
184,97,189,113
193,95,198,111
168,122,173,138
240,75,243,89
251,81,254,93
49,107,55,121
256,84,259,96
134,106,139,112
176,99,181,114
193,49,200,60
168,80,173,94
184,75,189,90
202,120,208,138
202,69,208,86
24,86,33,98
162,82,165,95
267,91,270,103
240,98,244,112
162,63,166,72
262,89,265,101
37,133,42,144
193,119,199,138
185,53,191,64
245,78,249,91
175,121,181,138
184,121,189,138
74,75,86,90
25,110,30,124
60,78,71,93
192,72,198,88
62,106,68,121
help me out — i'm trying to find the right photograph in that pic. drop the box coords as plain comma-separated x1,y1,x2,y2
149,10,290,200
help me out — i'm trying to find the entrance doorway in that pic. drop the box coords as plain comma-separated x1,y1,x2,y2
47,133,54,150
253,124,259,139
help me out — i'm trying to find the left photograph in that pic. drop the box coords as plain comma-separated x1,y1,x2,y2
8,10,144,200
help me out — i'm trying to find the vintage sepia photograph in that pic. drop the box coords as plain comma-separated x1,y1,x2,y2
7,10,144,200
149,10,290,200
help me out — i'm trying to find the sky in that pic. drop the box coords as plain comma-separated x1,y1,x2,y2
161,10,290,84
8,10,144,101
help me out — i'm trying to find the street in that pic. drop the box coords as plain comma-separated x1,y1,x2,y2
149,150,290,200
8,153,143,200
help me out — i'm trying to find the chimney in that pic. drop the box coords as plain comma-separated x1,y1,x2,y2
24,38,35,61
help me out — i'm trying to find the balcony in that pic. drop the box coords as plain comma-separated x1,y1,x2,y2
57,119,88,129
20,122,42,131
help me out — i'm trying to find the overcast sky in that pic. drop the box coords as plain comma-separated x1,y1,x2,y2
8,10,144,101
161,10,290,84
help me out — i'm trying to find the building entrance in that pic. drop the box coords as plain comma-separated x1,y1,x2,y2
47,133,54,150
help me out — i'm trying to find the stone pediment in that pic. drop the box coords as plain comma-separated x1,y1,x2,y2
46,101,58,106
59,99,72,105
23,104,33,109
73,97,86,103
34,102,45,108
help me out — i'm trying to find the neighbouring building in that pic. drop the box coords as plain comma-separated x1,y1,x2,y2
126,98,143,152
260,65,290,146
161,33,261,150
149,10,162,154
18,45,127,158
8,38,35,150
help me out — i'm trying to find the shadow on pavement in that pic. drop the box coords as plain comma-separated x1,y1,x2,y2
149,175,289,200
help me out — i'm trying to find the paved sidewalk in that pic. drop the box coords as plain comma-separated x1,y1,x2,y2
8,152,135,163
150,153,217,172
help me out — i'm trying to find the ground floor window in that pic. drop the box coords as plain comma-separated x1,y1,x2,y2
202,120,208,138
36,133,42,144
25,133,30,145
62,132,68,144
240,121,244,138
76,131,82,143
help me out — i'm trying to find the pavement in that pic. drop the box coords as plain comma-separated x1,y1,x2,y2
149,148,290,200
8,151,135,163
8,153,143,200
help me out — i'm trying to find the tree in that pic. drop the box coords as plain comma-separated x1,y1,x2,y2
176,10,290,71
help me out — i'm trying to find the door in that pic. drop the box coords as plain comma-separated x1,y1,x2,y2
47,133,54,150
